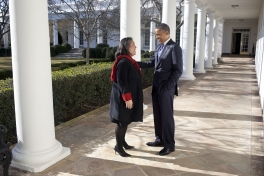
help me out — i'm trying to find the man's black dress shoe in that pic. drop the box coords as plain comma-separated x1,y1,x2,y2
146,141,164,146
158,147,175,156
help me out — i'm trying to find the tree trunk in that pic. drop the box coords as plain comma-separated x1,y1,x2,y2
86,35,90,64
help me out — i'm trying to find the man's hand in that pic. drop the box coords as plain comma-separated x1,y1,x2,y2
125,100,133,109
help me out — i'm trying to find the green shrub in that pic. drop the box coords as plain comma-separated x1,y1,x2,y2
141,50,145,53
0,47,12,57
105,47,117,61
50,46,57,57
51,44,71,56
95,48,102,58
53,45,65,54
0,78,16,143
51,61,86,71
0,48,5,57
83,47,116,59
100,47,108,58
141,52,150,58
0,61,154,143
149,51,155,56
82,48,98,58
90,58,111,63
96,43,109,48
0,70,12,80
62,43,72,52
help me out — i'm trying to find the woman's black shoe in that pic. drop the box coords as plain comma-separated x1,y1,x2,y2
114,146,131,157
123,144,134,149
123,141,134,149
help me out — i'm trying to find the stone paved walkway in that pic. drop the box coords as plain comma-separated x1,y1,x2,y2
4,56,264,176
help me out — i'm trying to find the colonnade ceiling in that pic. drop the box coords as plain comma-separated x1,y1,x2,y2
196,0,262,21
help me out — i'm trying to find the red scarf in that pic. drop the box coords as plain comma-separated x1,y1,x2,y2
110,54,141,82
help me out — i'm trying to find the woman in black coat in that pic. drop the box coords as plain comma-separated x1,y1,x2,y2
110,37,143,157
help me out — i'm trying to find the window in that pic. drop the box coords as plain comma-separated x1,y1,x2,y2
233,28,250,33
144,29,150,46
79,30,83,45
194,21,197,51
241,33,249,52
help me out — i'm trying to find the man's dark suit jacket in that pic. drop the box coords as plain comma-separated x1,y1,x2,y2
138,39,183,95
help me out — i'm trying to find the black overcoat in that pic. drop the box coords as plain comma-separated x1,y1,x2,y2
109,58,143,126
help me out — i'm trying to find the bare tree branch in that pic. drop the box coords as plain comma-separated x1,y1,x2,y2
0,0,10,47
48,0,120,63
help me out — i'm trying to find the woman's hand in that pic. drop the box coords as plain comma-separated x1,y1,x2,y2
125,100,133,109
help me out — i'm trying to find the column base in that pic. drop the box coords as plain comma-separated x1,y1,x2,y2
194,69,206,73
205,66,213,69
11,147,71,173
213,62,218,65
143,103,148,110
180,75,196,80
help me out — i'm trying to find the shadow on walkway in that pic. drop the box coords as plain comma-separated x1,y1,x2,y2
3,56,264,176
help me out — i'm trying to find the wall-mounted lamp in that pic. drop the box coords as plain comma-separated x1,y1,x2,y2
231,5,239,9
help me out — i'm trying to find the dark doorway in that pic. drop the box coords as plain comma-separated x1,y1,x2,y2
232,33,241,54
58,32,63,45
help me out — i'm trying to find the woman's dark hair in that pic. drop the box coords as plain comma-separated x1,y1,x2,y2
115,37,133,58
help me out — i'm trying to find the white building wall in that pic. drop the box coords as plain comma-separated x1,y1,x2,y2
222,21,258,54
255,0,264,114
107,30,120,47
89,30,120,48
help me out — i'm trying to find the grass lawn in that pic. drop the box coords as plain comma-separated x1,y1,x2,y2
0,57,86,71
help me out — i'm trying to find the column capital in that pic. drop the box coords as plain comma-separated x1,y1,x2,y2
219,18,225,23
214,14,220,20
196,5,207,11
184,0,196,4
207,12,215,18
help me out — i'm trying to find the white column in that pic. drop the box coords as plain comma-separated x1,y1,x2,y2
149,20,156,51
218,20,224,58
120,0,141,61
162,0,176,42
97,21,103,44
194,5,207,73
73,21,80,48
67,26,73,46
213,16,219,65
204,12,214,68
9,0,70,172
53,20,58,45
180,16,184,48
3,25,9,48
181,0,196,80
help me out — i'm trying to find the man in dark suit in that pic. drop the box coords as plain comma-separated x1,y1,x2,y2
137,23,183,155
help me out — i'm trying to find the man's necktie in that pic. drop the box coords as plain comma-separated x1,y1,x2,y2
158,44,164,58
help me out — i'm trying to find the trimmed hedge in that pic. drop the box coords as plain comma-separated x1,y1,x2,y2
0,70,12,80
50,46,57,57
0,61,87,80
50,43,72,57
142,52,150,58
82,47,117,61
0,48,12,57
0,60,154,143
96,43,109,48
